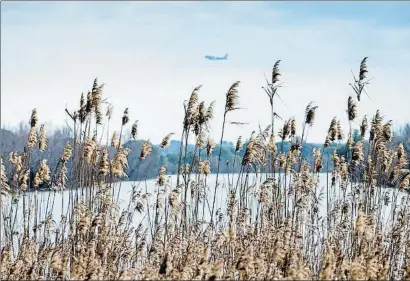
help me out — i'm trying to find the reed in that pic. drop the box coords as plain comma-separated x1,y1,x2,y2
1,58,410,281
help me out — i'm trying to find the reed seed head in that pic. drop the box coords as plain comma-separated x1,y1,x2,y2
207,138,215,157
18,169,30,192
39,124,47,152
272,60,281,85
225,81,240,112
33,159,51,188
160,133,174,149
111,131,117,148
99,147,109,176
347,96,357,121
157,165,167,186
360,115,368,139
122,108,129,126
0,158,10,197
106,103,113,120
336,120,344,140
131,120,138,140
305,103,318,126
359,57,368,82
383,121,393,142
236,136,243,153
61,141,72,163
27,127,37,149
351,140,364,167
290,118,296,137
86,91,93,114
79,93,86,123
185,85,201,128
30,108,38,128
140,140,152,160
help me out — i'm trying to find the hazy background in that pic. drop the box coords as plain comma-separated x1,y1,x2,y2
2,1,410,144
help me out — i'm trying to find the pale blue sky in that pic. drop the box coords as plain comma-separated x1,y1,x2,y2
2,1,410,143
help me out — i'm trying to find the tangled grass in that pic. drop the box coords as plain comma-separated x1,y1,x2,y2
1,60,410,280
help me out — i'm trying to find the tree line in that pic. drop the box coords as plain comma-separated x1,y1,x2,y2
1,123,409,185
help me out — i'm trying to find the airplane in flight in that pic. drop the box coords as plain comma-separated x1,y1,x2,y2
204,53,228,61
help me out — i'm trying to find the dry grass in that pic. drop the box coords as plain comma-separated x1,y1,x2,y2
1,57,410,280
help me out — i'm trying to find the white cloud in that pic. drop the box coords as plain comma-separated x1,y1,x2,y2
1,2,409,144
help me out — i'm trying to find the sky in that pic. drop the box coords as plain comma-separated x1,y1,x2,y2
1,1,410,144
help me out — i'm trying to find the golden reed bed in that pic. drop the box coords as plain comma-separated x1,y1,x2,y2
1,58,410,280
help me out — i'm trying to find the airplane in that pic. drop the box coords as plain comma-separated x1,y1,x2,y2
204,53,228,61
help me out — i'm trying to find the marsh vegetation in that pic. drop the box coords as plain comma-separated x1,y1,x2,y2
1,58,410,280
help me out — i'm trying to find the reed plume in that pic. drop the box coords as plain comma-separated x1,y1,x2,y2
313,148,323,173
8,152,23,182
235,136,243,152
360,115,368,139
383,120,393,142
225,81,240,112
99,147,109,176
198,160,211,176
328,117,338,142
33,160,51,189
83,139,97,165
359,57,368,81
242,135,265,166
207,138,215,157
140,140,152,160
347,96,357,121
185,85,201,129
290,118,297,138
272,60,281,85
111,131,117,148
336,120,344,140
305,103,318,126
55,161,68,189
160,133,174,149
351,140,364,167
370,110,383,142
18,169,30,192
91,79,104,122
157,165,167,186
27,127,37,149
106,103,113,120
205,101,215,124
38,124,47,152
268,134,277,153
400,174,410,191
61,142,72,163
0,158,10,197
86,91,93,115
111,148,131,178
351,57,370,101
79,93,86,123
196,131,206,148
30,108,38,128
131,120,138,140
279,119,291,141
122,108,129,126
